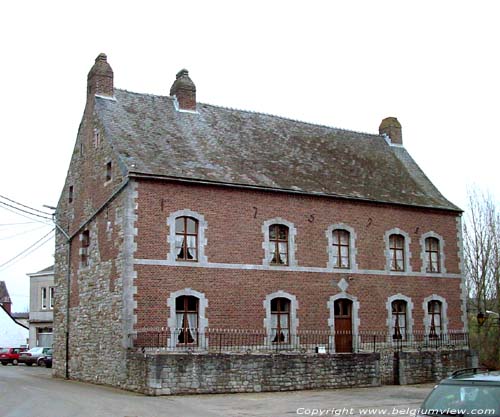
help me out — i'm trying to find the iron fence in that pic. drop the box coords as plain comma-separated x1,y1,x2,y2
130,328,469,354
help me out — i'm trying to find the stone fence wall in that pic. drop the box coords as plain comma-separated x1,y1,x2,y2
397,349,478,385
123,349,476,395
127,352,380,395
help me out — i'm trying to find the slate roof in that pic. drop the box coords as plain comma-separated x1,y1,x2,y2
94,89,460,212
0,281,11,304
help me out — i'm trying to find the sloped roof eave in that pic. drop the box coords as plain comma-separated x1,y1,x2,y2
128,171,463,214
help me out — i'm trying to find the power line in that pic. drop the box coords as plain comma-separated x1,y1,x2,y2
0,224,52,241
0,228,55,272
0,221,39,227
0,201,53,223
0,194,53,216
0,200,53,220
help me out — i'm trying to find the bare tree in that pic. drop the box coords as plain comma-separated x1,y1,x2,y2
464,188,500,367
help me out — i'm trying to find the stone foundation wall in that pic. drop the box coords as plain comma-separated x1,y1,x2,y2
397,349,477,385
127,352,381,395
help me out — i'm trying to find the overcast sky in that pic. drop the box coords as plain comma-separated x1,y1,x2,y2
1,0,498,311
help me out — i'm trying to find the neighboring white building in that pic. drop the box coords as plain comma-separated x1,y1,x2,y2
0,304,29,347
27,266,54,347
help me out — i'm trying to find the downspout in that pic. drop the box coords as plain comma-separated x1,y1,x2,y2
52,220,72,379
50,217,71,379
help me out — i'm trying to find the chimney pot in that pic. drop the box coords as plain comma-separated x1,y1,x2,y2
170,69,196,111
379,117,402,145
87,53,114,98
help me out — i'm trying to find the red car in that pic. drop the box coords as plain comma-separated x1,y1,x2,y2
0,347,28,365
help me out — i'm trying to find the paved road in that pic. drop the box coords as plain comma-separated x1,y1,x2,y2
0,365,434,417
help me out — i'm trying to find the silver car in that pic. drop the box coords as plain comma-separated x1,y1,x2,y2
18,347,52,366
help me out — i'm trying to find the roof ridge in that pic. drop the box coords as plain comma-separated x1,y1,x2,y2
112,88,382,139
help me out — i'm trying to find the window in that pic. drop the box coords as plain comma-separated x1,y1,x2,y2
425,237,440,273
270,297,290,344
389,234,405,271
105,161,112,182
428,300,442,337
391,300,407,340
49,287,55,310
41,287,47,310
175,295,199,345
68,185,73,203
167,288,208,349
175,216,198,261
94,129,101,148
332,229,350,268
81,230,90,267
269,224,289,265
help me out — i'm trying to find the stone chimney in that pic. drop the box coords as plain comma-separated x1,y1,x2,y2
170,69,196,111
87,53,114,98
379,117,402,145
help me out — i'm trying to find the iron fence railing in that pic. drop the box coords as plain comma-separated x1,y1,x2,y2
130,328,469,354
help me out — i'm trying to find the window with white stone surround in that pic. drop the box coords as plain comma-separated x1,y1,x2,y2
420,232,446,274
167,210,208,264
167,288,208,348
262,218,297,267
384,228,412,273
386,294,414,340
423,294,448,337
326,224,358,270
263,291,298,345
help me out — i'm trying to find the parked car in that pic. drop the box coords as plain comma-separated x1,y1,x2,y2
0,347,28,365
18,347,52,366
37,348,52,368
418,368,500,416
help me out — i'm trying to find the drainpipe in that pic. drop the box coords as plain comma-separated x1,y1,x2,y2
46,206,72,379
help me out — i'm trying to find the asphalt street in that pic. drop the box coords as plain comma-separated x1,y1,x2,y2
0,364,435,417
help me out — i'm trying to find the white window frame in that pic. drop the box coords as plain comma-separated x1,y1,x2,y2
166,210,208,264
49,287,55,310
262,218,298,267
422,294,448,336
420,232,446,274
384,228,412,273
326,223,358,270
166,288,208,349
41,287,47,310
263,291,299,345
386,293,414,341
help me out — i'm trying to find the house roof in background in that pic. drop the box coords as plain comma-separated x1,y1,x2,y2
27,265,54,277
94,89,460,212
0,281,11,304
0,304,29,330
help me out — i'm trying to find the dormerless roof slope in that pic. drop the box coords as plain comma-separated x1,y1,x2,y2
94,89,460,212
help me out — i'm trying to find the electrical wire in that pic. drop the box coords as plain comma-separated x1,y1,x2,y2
0,202,53,225
0,221,38,227
0,194,53,216
0,224,52,241
0,200,53,221
0,228,55,271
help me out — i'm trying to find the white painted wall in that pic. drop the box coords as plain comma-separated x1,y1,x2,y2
0,308,28,347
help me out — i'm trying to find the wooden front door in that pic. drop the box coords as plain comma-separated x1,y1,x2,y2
334,299,353,353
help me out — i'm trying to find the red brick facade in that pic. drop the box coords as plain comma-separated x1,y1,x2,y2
132,180,464,332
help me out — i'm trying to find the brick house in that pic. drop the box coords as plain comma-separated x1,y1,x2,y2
53,54,468,391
